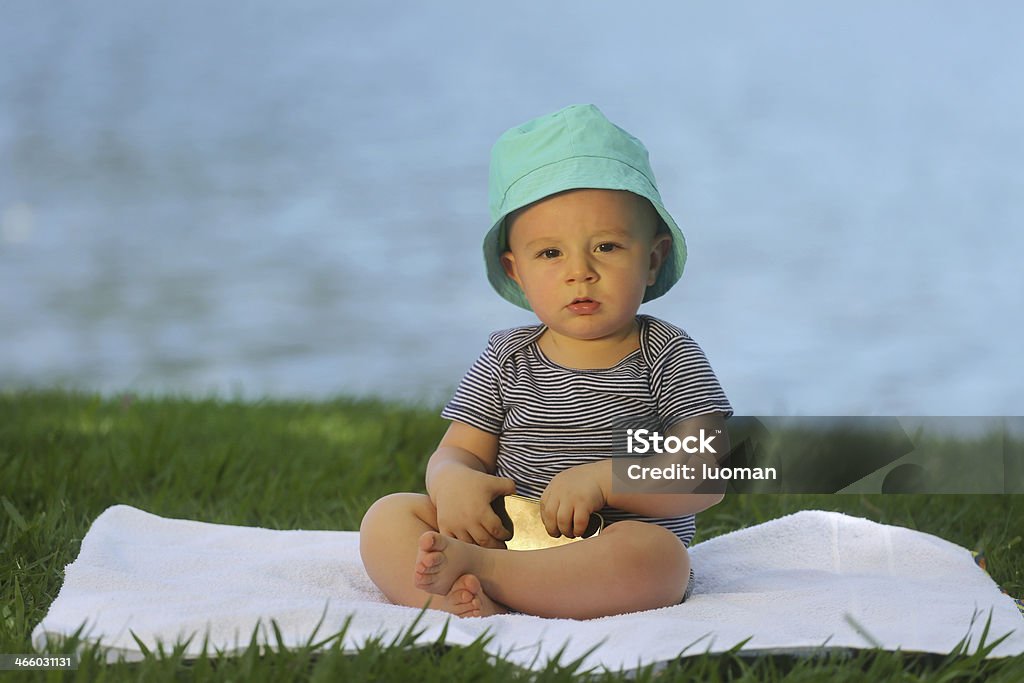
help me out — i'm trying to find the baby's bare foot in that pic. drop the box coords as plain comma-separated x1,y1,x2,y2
414,531,478,595
443,574,509,617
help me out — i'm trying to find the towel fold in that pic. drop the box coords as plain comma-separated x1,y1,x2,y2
32,505,1024,671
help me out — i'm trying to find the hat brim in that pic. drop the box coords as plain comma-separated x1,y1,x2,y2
484,156,687,311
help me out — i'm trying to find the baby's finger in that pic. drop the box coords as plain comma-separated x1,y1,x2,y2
490,476,516,497
437,521,463,539
540,497,560,538
557,502,576,538
470,524,503,549
484,510,512,541
573,507,591,538
452,528,476,545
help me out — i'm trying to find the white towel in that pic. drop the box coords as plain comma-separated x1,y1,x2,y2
32,505,1024,671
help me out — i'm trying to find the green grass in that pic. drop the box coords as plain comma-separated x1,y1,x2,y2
1,389,1023,681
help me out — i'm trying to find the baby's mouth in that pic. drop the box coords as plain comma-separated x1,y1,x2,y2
567,297,600,314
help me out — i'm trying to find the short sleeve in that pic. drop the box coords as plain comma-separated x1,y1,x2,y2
652,333,733,428
441,337,505,434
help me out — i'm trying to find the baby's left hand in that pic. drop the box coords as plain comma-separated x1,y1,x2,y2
540,462,607,539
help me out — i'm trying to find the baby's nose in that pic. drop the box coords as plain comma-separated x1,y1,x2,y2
566,256,598,283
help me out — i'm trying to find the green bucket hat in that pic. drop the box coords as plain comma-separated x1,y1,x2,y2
484,103,687,310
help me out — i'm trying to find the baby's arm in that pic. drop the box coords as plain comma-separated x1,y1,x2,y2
425,421,515,548
540,413,729,537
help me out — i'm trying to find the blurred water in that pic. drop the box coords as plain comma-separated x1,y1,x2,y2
1,1,1022,414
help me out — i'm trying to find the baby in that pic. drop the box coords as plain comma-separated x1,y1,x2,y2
359,104,732,619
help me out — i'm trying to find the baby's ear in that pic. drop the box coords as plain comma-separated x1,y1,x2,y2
501,251,522,286
647,234,672,285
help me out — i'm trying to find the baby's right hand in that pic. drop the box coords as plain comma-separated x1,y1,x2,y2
431,468,515,549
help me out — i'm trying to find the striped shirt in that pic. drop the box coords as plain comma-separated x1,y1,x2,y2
441,314,732,546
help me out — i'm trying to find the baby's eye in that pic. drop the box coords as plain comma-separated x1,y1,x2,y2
538,248,561,259
596,243,619,253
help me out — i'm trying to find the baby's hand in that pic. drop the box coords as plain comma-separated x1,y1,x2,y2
431,467,515,549
540,462,607,539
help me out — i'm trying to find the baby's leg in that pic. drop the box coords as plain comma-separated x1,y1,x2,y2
414,520,689,619
359,493,507,616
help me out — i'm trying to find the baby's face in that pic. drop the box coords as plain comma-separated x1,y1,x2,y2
501,189,670,343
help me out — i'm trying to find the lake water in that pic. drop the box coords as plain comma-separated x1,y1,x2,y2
2,1,1022,415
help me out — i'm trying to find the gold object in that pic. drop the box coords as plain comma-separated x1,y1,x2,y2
490,495,603,551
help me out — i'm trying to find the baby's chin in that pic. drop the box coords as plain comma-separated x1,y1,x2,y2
543,316,638,341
